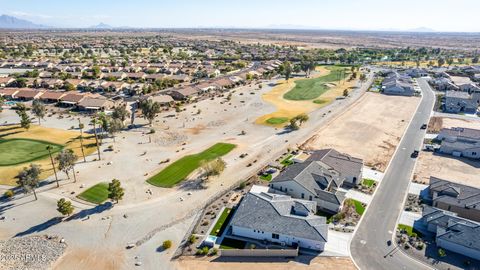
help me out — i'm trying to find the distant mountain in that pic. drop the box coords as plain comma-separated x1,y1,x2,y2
0,14,48,29
407,27,436,33
90,22,114,29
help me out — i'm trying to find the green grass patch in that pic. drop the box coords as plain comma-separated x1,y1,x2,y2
346,199,366,215
77,182,109,204
362,178,376,188
220,237,246,249
147,143,236,188
284,66,350,101
0,138,63,166
398,224,423,238
313,99,328,104
280,154,293,166
259,174,273,181
266,117,289,125
210,208,234,237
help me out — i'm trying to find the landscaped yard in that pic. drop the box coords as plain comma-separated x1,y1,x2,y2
283,66,350,101
280,154,293,166
348,199,366,215
220,237,246,250
77,182,109,204
362,178,376,188
147,143,236,188
210,208,234,237
398,224,423,238
259,174,273,181
0,138,63,166
266,117,289,125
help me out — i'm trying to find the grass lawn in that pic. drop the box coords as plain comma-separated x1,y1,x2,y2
348,199,366,215
210,208,233,237
259,174,273,181
313,99,328,105
283,66,350,101
0,138,63,166
266,117,289,125
220,237,246,249
398,224,423,237
280,154,293,166
147,143,236,188
362,178,376,188
77,182,109,204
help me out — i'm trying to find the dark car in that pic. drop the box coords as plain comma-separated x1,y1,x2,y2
411,150,419,158
421,124,427,129
387,240,392,246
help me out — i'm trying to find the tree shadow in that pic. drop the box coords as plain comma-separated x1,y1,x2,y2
14,217,63,237
64,202,113,221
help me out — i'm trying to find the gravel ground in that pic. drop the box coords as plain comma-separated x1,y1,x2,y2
0,235,67,270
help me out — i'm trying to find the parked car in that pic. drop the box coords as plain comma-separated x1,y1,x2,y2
420,124,427,129
411,150,419,158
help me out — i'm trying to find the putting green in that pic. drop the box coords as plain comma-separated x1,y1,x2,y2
77,182,109,204
266,117,289,125
0,138,63,166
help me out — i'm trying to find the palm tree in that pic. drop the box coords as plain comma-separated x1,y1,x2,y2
78,118,86,162
46,145,60,187
90,116,101,160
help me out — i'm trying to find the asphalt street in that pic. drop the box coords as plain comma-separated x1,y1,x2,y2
350,78,436,270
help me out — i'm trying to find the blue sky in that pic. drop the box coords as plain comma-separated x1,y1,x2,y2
1,0,479,32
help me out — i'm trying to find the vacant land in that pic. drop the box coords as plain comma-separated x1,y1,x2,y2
0,125,96,185
77,182,109,204
304,92,420,171
256,66,358,126
284,66,349,100
175,256,357,270
0,138,62,166
147,143,236,188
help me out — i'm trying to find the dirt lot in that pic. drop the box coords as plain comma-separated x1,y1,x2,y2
304,92,421,171
415,116,480,187
174,256,356,270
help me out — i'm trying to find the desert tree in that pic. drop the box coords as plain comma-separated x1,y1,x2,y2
17,164,41,200
140,99,161,126
16,107,31,130
31,99,46,125
200,158,226,180
56,149,78,183
112,104,130,124
108,118,123,143
56,198,74,217
108,179,124,204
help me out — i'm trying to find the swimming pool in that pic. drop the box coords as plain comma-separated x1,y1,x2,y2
4,101,16,106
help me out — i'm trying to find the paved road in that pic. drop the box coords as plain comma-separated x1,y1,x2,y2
350,78,436,270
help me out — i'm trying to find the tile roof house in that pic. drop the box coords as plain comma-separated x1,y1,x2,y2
38,91,66,103
229,191,328,251
428,177,480,222
59,93,86,106
420,206,480,261
77,97,114,111
438,127,480,159
168,86,199,100
13,89,44,100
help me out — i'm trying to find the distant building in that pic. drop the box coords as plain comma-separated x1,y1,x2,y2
382,72,415,96
438,127,480,159
444,91,479,114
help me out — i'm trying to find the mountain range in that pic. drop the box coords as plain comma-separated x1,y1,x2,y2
0,14,48,29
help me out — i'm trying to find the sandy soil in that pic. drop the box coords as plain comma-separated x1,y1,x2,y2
174,256,356,270
415,116,480,187
256,67,357,126
0,124,96,185
53,247,126,270
304,92,421,171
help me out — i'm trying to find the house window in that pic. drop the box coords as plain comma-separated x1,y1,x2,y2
353,177,357,183
473,152,477,156
279,186,282,191
301,193,304,199
309,195,313,201
272,233,280,239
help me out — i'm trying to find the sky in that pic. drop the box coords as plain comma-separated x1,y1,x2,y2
1,0,479,32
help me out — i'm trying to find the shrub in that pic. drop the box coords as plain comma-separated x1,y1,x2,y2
209,248,218,256
438,248,446,257
416,243,424,250
3,190,14,198
239,181,246,189
162,240,172,250
188,235,196,244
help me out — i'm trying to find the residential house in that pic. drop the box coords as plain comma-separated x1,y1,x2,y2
382,72,415,96
444,91,479,114
39,91,66,103
0,77,15,87
420,206,480,261
428,177,480,222
13,89,44,101
146,94,174,106
229,190,328,251
168,86,199,101
59,93,86,107
77,97,114,112
438,127,480,159
0,88,19,99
